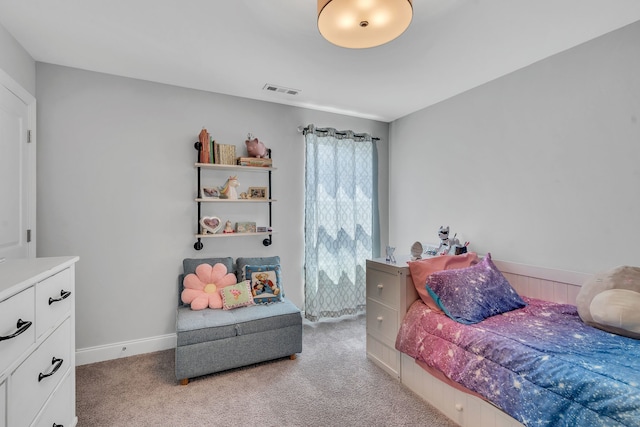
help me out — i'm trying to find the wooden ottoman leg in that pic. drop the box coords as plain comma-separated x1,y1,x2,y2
179,378,189,386
290,354,297,360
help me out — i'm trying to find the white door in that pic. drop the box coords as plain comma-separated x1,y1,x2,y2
0,83,33,260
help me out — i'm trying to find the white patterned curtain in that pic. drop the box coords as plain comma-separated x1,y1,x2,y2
304,125,379,321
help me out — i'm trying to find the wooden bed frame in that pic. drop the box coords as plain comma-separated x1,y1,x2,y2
397,258,591,427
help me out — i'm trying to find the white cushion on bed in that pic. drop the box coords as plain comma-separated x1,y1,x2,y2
577,265,640,340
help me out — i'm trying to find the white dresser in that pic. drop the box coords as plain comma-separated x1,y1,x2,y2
365,257,417,378
0,256,79,427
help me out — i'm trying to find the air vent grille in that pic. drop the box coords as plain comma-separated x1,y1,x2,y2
263,83,301,96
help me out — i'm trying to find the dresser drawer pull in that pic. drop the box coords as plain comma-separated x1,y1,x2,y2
38,357,64,382
53,424,64,427
0,318,32,341
377,316,383,321
49,289,71,305
377,283,384,289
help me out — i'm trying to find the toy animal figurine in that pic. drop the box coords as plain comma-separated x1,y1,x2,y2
218,176,239,200
245,133,268,158
437,226,460,254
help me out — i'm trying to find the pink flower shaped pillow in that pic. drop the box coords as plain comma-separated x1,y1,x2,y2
182,263,237,310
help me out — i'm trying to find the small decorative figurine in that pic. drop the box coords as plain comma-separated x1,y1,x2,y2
218,176,239,200
385,245,396,264
199,127,210,164
410,241,423,260
223,220,234,234
245,133,268,158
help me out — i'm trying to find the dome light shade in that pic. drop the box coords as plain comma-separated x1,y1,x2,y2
317,0,413,49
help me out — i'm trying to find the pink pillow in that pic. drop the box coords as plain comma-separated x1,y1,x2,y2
407,252,479,311
182,263,238,310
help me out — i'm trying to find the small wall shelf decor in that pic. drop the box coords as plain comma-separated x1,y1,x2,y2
193,141,275,250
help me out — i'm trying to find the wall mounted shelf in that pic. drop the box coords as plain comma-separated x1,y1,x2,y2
193,143,274,250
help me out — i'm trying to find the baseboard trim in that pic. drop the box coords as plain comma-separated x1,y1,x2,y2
76,333,176,366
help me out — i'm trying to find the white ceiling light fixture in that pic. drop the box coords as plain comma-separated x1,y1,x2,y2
317,0,413,49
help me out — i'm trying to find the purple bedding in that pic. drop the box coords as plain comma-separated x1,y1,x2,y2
396,297,640,426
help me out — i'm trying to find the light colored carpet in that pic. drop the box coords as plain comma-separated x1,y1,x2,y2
76,314,459,427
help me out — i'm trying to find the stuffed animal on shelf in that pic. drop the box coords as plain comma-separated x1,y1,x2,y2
245,133,268,158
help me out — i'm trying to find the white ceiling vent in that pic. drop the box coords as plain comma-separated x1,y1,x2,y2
263,83,301,96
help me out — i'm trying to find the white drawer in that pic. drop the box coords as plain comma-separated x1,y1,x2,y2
9,318,71,427
0,287,36,374
0,378,6,427
35,268,72,339
366,298,398,347
366,268,399,308
366,334,400,376
32,371,74,427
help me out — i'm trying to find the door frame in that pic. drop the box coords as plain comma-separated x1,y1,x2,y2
0,67,36,258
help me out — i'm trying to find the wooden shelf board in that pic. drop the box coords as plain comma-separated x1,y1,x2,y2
195,198,276,203
196,231,275,238
195,163,276,172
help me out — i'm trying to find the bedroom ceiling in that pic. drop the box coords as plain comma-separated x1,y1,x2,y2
1,1,640,122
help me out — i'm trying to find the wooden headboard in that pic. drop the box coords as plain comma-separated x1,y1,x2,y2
493,259,590,305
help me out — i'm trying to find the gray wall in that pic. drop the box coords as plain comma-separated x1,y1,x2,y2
0,22,35,96
389,21,640,273
35,63,389,351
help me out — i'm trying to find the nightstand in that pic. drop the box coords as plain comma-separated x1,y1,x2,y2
365,257,418,378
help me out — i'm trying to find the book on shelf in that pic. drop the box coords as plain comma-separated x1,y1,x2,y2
237,157,272,167
213,141,220,164
213,143,232,165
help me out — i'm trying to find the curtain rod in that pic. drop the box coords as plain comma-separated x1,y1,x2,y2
300,125,380,141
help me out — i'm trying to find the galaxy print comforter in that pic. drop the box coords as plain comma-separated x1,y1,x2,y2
395,297,640,427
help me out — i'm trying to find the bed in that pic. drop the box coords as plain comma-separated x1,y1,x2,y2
390,255,640,427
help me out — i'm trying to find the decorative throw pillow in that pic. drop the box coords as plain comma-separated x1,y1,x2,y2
425,253,526,324
245,264,282,304
576,265,640,339
181,263,238,310
220,280,255,310
407,252,480,312
236,257,281,280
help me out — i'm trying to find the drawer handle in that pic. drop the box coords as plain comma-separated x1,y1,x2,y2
49,289,71,305
38,357,64,382
377,283,384,290
0,318,32,342
53,424,64,427
377,316,383,321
